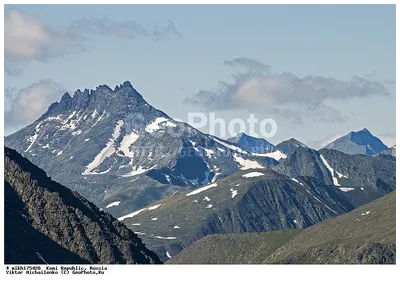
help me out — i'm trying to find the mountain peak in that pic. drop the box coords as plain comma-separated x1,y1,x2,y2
43,81,147,118
325,128,388,155
114,80,135,91
95,84,112,92
60,92,72,103
274,138,307,155
351,128,371,135
227,132,275,153
284,138,307,147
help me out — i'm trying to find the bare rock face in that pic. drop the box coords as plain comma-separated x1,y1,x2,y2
4,146,161,264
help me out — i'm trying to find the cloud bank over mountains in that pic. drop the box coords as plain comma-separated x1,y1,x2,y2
4,80,65,131
185,57,391,123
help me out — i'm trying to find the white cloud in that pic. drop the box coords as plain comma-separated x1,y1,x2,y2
4,80,65,130
185,57,390,123
4,8,182,76
5,9,53,60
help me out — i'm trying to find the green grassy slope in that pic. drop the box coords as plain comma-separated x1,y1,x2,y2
166,230,301,264
167,191,395,264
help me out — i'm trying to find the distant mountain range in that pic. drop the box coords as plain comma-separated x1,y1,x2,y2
167,191,395,264
4,81,396,265
5,147,161,264
324,128,389,155
228,133,306,161
121,147,395,261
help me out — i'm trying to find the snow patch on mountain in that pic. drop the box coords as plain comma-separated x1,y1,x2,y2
154,236,176,240
106,201,121,208
204,148,214,157
319,155,340,186
233,154,264,170
209,137,248,154
92,111,105,128
148,204,162,210
145,117,176,133
253,150,287,161
119,131,140,157
186,183,218,196
336,171,348,178
119,165,154,177
118,207,147,221
25,122,42,152
72,129,82,135
242,171,265,178
230,188,238,198
83,120,123,175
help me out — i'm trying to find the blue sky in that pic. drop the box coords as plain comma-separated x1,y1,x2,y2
4,4,396,147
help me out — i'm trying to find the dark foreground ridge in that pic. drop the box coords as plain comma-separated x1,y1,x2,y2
4,146,161,264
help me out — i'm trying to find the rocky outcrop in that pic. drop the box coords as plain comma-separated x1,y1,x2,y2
4,147,161,264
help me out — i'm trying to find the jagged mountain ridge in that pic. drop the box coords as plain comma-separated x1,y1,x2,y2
324,128,388,155
4,81,277,217
4,147,161,264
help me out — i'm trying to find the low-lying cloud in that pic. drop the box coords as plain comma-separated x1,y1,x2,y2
5,8,182,75
185,57,390,123
4,79,65,131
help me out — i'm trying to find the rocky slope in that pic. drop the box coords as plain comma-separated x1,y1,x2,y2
166,230,301,264
120,168,367,261
121,146,395,262
4,147,161,264
273,146,396,195
324,128,388,155
4,81,276,217
167,191,395,264
266,191,396,264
